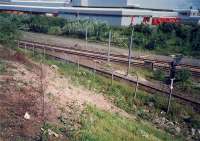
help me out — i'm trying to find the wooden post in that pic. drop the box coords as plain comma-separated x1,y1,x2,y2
107,31,111,63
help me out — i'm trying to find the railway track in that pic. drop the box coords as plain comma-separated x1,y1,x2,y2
18,40,200,77
17,40,200,107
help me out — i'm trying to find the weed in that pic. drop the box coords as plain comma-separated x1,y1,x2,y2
74,105,184,141
0,60,6,74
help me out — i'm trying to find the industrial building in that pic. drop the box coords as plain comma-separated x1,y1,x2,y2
0,0,199,26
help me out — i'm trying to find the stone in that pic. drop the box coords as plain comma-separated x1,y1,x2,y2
191,128,196,136
175,127,181,134
160,111,166,115
167,122,174,127
148,102,154,107
198,129,200,135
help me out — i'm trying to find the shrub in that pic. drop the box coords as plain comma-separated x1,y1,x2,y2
153,70,165,81
0,17,19,44
158,23,176,33
0,61,5,74
134,24,152,35
176,69,191,83
48,26,62,35
145,39,156,50
175,69,192,90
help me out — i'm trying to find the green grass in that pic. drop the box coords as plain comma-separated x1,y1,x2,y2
0,60,6,74
74,105,184,141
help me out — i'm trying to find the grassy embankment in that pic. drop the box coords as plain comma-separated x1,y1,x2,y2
17,48,200,140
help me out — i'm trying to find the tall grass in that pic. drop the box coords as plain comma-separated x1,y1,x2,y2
74,105,184,141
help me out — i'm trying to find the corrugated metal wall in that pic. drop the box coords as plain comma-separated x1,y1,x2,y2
72,0,135,7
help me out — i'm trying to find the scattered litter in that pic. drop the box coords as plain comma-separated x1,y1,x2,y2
48,129,59,137
24,112,31,120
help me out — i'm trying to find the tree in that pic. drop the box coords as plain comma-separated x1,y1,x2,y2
0,17,19,45
190,25,200,51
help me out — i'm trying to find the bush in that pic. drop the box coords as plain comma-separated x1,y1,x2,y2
145,40,156,50
153,70,165,81
158,23,176,33
0,61,6,74
176,69,191,83
134,24,152,35
0,17,19,44
48,26,62,35
176,69,192,90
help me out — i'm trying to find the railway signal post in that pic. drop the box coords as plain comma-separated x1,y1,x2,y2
167,55,182,114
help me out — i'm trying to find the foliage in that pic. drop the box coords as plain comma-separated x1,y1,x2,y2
27,51,200,130
175,69,192,90
0,61,6,74
134,24,152,35
0,16,19,45
153,70,165,81
176,69,191,84
145,39,157,50
48,26,62,35
1,13,200,57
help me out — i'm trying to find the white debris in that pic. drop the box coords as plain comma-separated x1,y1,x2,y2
48,129,59,137
24,112,31,120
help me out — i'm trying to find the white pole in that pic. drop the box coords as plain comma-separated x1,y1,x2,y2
85,28,88,48
127,30,133,76
167,78,174,114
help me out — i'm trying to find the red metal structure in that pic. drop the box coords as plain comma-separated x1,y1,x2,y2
152,17,180,25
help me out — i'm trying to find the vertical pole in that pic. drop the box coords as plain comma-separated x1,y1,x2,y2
17,40,19,49
111,70,114,85
134,74,139,99
77,57,80,72
107,31,111,63
94,60,96,80
32,44,35,56
43,46,46,60
127,29,134,76
167,78,174,114
25,43,27,53
85,28,88,48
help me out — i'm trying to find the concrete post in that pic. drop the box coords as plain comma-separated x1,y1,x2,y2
127,30,134,75
107,31,112,63
85,28,88,48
